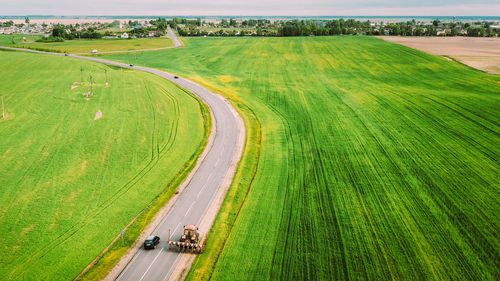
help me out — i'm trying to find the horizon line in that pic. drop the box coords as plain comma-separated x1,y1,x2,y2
2,15,500,18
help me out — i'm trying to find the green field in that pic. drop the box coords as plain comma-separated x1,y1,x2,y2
103,37,500,280
0,34,173,53
0,50,208,280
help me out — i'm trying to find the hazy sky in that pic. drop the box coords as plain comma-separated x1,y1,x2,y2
0,0,498,16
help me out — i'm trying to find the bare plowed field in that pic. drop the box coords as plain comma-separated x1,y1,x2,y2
380,36,500,74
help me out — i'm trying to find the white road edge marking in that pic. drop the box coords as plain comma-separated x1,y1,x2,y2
197,173,213,198
184,202,196,217
128,252,140,266
172,223,181,236
138,248,163,281
196,172,213,197
197,184,207,198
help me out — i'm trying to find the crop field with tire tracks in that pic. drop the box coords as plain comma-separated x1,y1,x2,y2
103,36,500,280
0,50,208,280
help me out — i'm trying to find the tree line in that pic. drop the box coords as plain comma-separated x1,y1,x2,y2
174,18,499,38
277,19,497,37
48,24,103,40
0,20,14,28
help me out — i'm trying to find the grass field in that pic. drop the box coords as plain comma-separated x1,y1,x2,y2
0,34,173,53
0,50,208,280
102,36,500,280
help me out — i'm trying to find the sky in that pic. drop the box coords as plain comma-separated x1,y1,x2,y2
0,0,499,16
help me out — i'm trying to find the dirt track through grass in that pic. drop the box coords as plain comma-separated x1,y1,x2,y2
104,36,500,280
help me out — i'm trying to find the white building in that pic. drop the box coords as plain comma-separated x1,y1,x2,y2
121,32,129,39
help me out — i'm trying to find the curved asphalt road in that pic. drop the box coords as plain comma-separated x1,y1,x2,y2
0,29,242,281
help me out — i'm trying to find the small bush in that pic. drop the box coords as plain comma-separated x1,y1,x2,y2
35,36,65,43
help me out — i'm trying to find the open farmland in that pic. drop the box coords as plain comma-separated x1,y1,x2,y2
0,50,208,280
102,36,500,280
0,34,173,53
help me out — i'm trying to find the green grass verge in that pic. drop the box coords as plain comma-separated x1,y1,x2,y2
102,36,500,280
0,34,173,53
0,50,208,280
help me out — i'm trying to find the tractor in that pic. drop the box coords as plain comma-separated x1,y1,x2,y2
168,224,203,253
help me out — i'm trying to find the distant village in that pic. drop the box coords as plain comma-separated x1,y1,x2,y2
0,20,48,35
0,18,163,39
1,17,499,38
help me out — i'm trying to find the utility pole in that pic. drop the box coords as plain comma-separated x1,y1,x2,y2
89,75,94,96
80,67,84,84
1,95,5,119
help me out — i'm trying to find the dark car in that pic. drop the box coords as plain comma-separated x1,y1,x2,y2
64,54,68,56
144,235,160,249
174,76,179,79
129,64,134,67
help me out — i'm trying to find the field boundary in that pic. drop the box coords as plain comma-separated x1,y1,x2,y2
442,55,489,73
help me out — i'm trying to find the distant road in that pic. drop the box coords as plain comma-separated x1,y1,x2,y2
0,29,244,281
166,26,183,48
